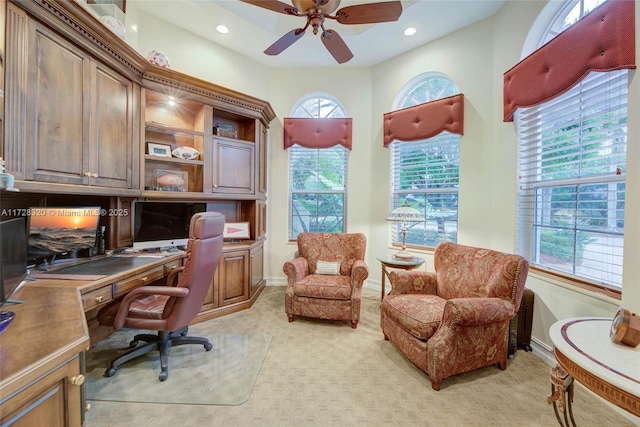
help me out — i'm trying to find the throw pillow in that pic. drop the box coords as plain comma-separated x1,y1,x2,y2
315,260,341,275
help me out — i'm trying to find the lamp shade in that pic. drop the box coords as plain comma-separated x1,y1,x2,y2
386,203,425,222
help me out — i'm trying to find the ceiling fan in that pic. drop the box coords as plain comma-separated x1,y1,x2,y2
240,0,403,64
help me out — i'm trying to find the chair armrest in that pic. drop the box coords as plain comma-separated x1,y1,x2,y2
165,266,185,287
350,260,369,288
389,270,438,295
114,286,190,329
442,297,516,326
283,257,309,286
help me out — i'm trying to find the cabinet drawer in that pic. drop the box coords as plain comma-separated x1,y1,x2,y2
113,266,165,296
82,287,112,311
164,259,182,275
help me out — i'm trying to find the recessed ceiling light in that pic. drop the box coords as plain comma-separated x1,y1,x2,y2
216,25,229,34
404,27,417,36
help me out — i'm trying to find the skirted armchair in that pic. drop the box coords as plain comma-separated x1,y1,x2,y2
380,241,529,390
283,232,369,328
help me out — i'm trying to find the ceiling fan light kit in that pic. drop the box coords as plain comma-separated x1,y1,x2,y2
241,0,402,64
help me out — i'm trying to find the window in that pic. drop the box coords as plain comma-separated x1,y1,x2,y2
516,0,626,290
390,74,460,248
288,94,348,239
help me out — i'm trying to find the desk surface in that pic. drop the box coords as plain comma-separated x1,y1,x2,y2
35,255,160,276
0,284,90,399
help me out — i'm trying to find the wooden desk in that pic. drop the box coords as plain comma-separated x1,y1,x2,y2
0,284,90,427
30,254,183,344
548,317,640,426
0,253,182,426
377,256,425,301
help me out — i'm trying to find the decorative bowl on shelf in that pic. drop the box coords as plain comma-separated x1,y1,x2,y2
101,15,126,39
172,146,200,160
147,50,171,68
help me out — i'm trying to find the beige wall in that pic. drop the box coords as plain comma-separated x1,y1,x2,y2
131,1,640,351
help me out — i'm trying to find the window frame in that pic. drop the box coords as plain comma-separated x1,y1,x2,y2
287,93,349,240
389,73,460,250
515,0,626,296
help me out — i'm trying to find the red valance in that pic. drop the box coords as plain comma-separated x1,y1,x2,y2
383,94,464,147
283,118,353,150
503,0,636,122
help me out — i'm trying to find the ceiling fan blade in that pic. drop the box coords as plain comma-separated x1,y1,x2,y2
335,1,402,25
264,28,306,56
321,29,353,64
239,0,298,15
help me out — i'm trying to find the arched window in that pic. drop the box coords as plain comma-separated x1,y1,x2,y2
516,0,626,290
390,73,460,248
288,93,348,239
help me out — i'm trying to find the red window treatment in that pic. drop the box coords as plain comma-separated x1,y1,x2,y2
383,94,464,147
283,118,353,150
503,0,636,122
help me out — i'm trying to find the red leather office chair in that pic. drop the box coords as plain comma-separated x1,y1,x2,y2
97,211,224,381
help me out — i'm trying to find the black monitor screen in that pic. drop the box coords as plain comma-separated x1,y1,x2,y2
133,202,207,250
27,207,101,261
0,217,28,304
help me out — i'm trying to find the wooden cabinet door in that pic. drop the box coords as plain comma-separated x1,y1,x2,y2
11,14,137,189
211,139,255,194
90,61,138,189
201,268,219,312
0,355,84,427
24,22,90,185
250,244,264,296
217,249,250,306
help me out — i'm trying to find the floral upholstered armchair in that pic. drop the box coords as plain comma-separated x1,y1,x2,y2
380,241,529,390
283,232,369,328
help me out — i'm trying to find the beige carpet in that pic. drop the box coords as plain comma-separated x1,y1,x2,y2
85,331,271,405
84,286,638,427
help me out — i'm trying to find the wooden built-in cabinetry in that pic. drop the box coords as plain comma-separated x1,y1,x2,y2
1,0,275,423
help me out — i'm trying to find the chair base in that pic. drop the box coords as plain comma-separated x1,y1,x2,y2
103,326,212,381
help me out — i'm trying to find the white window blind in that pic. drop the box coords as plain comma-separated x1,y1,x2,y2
516,69,627,289
289,145,348,239
389,74,460,248
288,94,348,239
390,133,459,247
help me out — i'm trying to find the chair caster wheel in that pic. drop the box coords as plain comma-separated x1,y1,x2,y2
104,367,116,377
204,342,213,351
159,370,168,381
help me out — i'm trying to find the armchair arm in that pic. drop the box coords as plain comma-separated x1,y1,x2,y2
441,297,516,327
389,270,438,295
283,257,309,286
165,266,185,287
113,285,190,329
350,260,369,289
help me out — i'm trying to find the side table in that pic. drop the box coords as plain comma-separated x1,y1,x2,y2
377,256,425,301
547,317,640,426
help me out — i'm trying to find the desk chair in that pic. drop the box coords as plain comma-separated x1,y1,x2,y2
96,212,224,381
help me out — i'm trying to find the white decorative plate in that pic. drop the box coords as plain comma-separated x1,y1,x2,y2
147,50,171,68
172,146,200,160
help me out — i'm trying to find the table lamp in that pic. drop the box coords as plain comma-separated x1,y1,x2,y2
386,202,425,260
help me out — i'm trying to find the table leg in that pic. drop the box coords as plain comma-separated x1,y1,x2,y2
547,364,576,427
381,265,386,301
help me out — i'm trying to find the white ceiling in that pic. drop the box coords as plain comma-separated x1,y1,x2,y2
132,0,506,67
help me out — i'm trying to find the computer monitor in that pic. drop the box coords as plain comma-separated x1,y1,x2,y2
132,201,207,251
0,217,28,306
27,207,101,264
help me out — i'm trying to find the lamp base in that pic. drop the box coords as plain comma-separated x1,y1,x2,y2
393,250,414,260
